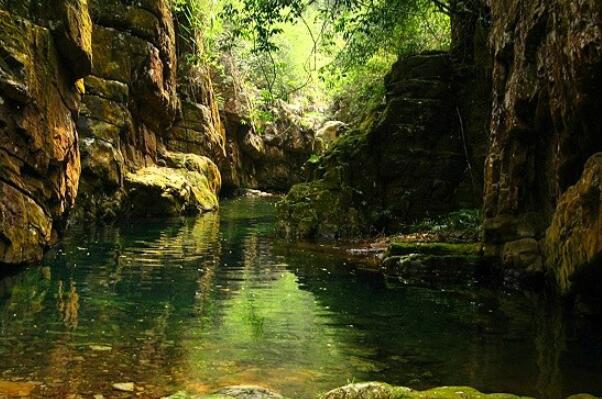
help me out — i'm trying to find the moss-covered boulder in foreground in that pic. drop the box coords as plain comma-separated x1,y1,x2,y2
164,386,284,399
323,383,533,399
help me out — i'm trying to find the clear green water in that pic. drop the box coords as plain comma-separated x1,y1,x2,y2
1,197,601,399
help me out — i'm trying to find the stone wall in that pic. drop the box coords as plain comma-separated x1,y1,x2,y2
0,1,92,265
482,0,602,290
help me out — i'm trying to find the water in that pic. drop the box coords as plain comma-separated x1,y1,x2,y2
0,197,601,399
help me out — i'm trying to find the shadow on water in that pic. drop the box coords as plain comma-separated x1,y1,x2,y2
0,197,601,398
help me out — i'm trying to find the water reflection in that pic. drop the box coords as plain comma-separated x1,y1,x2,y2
57,280,79,330
0,197,601,399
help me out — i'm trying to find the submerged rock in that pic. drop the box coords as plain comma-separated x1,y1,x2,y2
112,382,135,392
164,386,283,399
0,380,37,397
215,386,284,399
165,384,599,399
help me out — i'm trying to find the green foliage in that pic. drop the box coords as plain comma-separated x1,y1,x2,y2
171,0,452,126
403,208,482,240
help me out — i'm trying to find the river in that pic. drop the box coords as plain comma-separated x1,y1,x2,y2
0,197,601,398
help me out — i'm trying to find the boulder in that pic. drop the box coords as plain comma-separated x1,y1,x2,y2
315,121,346,150
163,386,283,399
124,152,220,217
382,242,485,286
276,179,364,240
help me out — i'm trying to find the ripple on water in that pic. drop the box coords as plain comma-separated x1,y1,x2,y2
0,197,601,399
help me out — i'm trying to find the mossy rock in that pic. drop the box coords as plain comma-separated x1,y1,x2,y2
322,383,533,399
276,179,364,240
124,152,221,217
381,242,486,286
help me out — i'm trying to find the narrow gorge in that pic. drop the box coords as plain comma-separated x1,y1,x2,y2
0,0,601,398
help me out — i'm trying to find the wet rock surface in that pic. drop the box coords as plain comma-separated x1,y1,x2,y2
166,383,594,399
74,0,181,221
323,383,533,399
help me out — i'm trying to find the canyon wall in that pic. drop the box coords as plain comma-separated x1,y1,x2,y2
0,0,92,265
483,0,602,293
0,0,311,268
277,51,489,239
75,0,221,221
213,57,318,194
0,0,224,266
277,6,492,240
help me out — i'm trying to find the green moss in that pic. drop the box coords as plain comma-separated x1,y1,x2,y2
406,386,532,399
323,383,533,399
387,242,482,257
124,152,221,217
276,179,364,240
163,393,235,399
406,209,482,236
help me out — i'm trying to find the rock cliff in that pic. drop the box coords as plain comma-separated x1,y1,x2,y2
277,50,489,240
1,0,224,266
482,0,602,292
0,1,92,265
75,0,221,221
